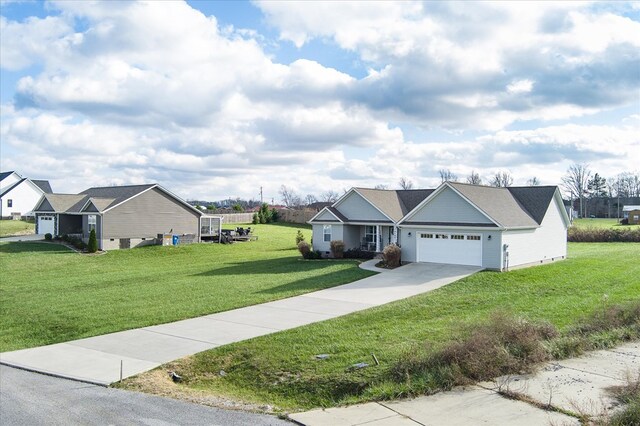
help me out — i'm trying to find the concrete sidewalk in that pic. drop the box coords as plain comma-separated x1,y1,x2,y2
289,341,640,426
0,262,480,386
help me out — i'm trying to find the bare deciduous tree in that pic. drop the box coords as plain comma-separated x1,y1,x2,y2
466,171,482,185
304,194,317,206
527,177,541,186
374,184,389,190
320,190,339,202
399,177,414,190
561,163,591,218
439,169,458,183
490,171,514,187
279,185,302,209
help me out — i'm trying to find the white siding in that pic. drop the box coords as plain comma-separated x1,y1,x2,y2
407,187,493,224
0,181,43,218
502,197,567,268
0,173,21,192
335,191,389,221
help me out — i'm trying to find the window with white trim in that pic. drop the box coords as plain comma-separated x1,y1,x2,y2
88,215,97,233
364,225,378,243
323,225,332,242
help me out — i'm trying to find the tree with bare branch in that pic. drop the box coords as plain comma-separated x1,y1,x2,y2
490,171,514,187
279,185,302,209
399,177,414,190
527,177,541,186
439,169,458,183
561,163,591,218
466,171,482,185
320,190,339,202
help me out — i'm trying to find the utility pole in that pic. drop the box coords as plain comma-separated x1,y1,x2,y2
260,186,263,204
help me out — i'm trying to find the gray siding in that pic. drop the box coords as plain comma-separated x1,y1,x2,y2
84,202,100,212
407,187,493,224
37,198,55,212
102,188,199,239
312,224,343,254
336,191,389,221
342,225,361,250
314,209,340,221
399,227,502,269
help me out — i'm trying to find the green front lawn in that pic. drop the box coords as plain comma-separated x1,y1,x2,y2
0,219,35,237
130,243,639,411
0,223,373,352
572,218,636,229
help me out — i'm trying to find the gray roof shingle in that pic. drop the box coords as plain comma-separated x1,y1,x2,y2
448,182,540,228
507,186,557,225
32,180,53,193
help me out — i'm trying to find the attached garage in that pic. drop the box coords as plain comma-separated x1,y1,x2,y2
37,215,55,235
416,232,482,266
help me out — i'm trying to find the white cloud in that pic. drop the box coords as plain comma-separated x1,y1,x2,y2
1,1,638,201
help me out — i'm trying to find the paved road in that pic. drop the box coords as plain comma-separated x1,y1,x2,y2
1,262,481,385
0,365,289,426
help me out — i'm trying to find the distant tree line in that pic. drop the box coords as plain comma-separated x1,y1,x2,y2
190,165,639,218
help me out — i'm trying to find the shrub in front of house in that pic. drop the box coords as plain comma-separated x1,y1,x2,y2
296,230,305,245
330,240,345,258
88,229,98,253
298,241,311,258
382,244,401,268
44,233,52,241
252,213,259,224
343,248,376,260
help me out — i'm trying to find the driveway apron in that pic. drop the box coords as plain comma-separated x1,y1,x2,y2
0,262,480,385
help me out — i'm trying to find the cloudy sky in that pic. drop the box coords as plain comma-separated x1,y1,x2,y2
1,1,639,202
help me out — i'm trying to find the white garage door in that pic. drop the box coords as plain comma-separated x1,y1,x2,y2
417,232,482,266
38,216,55,235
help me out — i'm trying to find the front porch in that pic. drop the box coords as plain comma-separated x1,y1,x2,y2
345,224,397,253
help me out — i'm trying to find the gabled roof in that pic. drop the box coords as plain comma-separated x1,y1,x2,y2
0,178,26,197
354,188,404,222
79,184,156,211
34,183,202,216
0,177,49,198
308,206,347,223
447,182,539,228
507,186,557,225
32,180,52,193
38,194,87,212
343,188,436,222
0,171,18,182
80,197,117,212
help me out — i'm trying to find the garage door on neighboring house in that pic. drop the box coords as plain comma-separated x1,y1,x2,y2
417,232,482,266
37,215,55,235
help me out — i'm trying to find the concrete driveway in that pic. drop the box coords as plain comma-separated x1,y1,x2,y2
0,262,480,386
0,234,43,242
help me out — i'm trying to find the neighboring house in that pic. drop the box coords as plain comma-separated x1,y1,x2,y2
309,182,569,271
0,171,52,219
33,184,221,250
623,205,640,224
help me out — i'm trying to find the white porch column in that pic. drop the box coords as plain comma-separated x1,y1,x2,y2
376,224,381,252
